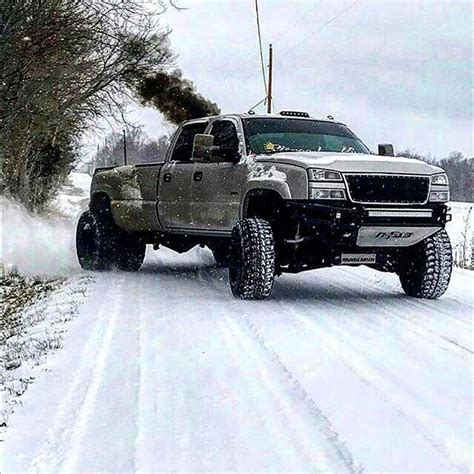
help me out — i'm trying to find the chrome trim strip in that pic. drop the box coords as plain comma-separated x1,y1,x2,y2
309,182,346,189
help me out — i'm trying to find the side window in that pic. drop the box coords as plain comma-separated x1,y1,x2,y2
210,120,239,153
170,122,207,163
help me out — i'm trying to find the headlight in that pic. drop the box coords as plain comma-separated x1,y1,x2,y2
429,190,450,202
431,173,449,185
309,188,346,200
308,169,342,181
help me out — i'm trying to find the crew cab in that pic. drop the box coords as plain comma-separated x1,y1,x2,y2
76,111,453,299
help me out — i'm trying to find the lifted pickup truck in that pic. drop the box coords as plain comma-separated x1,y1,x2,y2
77,111,453,299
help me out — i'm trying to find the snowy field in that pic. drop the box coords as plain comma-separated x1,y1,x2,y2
1,173,473,472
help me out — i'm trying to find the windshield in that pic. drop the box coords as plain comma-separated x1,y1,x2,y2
243,118,370,155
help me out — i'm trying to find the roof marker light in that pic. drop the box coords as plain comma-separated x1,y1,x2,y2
279,110,310,117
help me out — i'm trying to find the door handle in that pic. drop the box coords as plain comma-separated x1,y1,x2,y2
193,171,203,182
163,172,171,182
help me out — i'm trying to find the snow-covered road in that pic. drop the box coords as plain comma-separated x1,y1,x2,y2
2,248,473,473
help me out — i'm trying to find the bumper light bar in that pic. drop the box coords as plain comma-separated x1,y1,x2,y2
367,209,433,218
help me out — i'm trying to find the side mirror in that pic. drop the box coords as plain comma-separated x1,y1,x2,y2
378,143,394,157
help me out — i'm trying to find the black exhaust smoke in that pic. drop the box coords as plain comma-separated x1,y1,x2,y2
136,70,220,125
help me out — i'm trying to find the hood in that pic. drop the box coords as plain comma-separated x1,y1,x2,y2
255,152,444,175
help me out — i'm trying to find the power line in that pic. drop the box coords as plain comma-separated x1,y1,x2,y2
273,0,324,45
254,0,268,97
238,0,323,74
279,0,361,61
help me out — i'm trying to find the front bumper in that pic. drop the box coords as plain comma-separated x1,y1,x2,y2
284,200,449,248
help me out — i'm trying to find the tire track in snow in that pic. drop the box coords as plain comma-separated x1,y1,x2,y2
284,270,472,357
270,296,469,472
219,313,360,472
133,272,196,471
133,275,155,472
338,268,472,339
59,276,125,474
282,275,471,369
216,319,293,470
134,266,238,471
30,276,124,473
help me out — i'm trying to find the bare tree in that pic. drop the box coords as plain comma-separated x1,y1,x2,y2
460,207,472,269
93,128,171,168
0,0,173,210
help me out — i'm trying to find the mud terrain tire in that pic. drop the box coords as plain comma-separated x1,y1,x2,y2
229,218,275,299
76,210,116,270
397,229,452,299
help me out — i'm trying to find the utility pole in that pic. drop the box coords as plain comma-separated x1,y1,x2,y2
267,43,273,114
123,129,127,166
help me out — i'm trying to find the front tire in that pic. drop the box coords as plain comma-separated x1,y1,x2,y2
229,218,275,299
397,229,452,299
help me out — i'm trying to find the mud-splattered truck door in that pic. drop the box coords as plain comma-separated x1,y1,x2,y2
157,120,209,231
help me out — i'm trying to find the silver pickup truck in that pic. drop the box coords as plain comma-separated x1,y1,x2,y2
76,111,453,299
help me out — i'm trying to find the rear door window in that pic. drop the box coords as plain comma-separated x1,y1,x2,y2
170,122,208,163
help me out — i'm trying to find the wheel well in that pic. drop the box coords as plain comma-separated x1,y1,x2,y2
90,192,112,215
244,190,287,228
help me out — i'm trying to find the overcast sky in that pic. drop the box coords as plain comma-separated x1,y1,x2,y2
123,0,472,158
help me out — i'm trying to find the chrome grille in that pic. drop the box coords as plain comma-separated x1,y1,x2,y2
344,174,430,204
